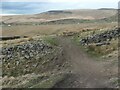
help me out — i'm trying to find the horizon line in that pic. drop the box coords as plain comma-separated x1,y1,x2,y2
0,8,118,16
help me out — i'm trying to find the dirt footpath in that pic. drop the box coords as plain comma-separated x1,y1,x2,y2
54,36,118,88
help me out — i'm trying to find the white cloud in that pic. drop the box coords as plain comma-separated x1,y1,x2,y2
1,0,119,3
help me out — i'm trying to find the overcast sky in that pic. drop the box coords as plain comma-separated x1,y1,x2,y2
0,0,119,15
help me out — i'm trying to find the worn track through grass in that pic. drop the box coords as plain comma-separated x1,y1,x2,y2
54,36,116,88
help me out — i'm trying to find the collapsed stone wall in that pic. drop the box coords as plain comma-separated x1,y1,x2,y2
1,40,62,77
80,28,120,46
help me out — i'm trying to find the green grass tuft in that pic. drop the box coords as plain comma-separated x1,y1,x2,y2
43,36,59,46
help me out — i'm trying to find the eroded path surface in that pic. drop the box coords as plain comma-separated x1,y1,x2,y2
54,36,116,88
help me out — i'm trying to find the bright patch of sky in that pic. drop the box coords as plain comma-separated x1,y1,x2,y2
0,0,119,15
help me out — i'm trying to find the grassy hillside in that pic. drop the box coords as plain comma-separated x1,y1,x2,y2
1,8,118,88
2,22,117,37
72,27,118,61
1,9,117,24
1,36,70,88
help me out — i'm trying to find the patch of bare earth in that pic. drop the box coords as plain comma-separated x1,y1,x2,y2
53,37,118,88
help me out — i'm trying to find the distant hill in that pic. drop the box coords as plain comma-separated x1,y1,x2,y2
98,8,116,10
1,9,117,24
44,10,72,14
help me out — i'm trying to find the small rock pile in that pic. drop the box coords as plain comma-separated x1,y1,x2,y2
80,28,120,46
1,40,55,76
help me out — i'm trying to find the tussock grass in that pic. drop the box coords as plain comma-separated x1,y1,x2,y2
2,72,66,88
